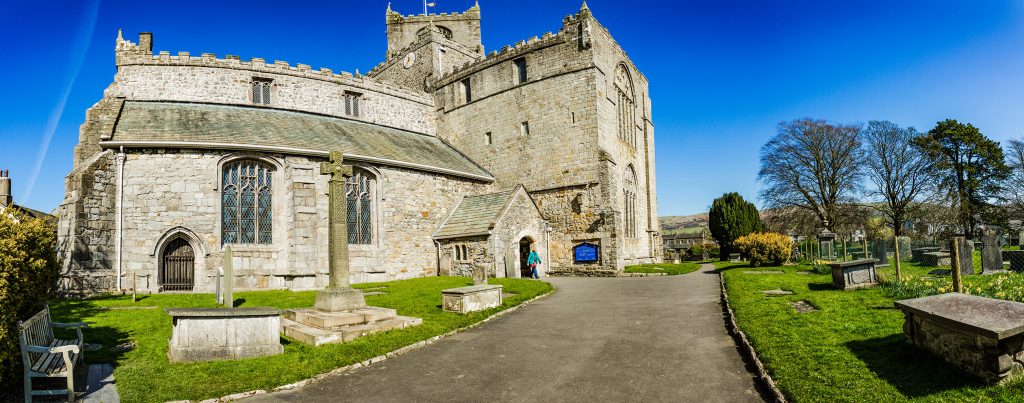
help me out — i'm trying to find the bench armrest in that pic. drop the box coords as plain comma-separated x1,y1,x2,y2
26,344,80,354
50,321,88,329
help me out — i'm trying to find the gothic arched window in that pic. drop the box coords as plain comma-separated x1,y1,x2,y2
614,64,637,148
222,160,273,244
346,168,375,244
623,165,638,238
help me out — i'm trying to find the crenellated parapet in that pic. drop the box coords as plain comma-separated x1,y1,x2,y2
113,32,431,104
430,5,594,89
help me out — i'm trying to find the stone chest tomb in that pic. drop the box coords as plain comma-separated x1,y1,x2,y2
165,307,283,362
829,259,878,290
895,293,1024,384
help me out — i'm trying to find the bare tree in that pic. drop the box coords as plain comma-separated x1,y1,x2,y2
1005,139,1024,216
862,121,932,238
758,118,864,231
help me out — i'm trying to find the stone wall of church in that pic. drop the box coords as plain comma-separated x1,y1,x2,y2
431,10,654,274
112,36,435,135
589,13,661,266
56,151,118,296
94,149,487,294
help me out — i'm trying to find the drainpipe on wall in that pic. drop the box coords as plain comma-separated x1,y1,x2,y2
115,147,125,291
434,239,443,276
544,223,552,277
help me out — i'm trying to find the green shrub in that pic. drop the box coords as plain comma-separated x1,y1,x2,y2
0,210,60,386
708,193,764,260
735,232,792,266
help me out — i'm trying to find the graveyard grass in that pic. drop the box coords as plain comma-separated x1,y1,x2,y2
717,260,1024,402
48,276,552,403
624,262,701,275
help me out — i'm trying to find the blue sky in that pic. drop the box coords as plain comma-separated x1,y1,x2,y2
1,1,1023,216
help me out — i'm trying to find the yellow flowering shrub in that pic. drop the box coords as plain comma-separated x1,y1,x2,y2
734,232,793,267
0,210,60,386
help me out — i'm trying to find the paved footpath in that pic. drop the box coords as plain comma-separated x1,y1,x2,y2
246,264,762,403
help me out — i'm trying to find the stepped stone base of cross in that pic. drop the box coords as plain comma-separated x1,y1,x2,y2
281,151,420,345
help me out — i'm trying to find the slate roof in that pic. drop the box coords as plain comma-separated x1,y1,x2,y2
433,188,519,240
104,101,493,181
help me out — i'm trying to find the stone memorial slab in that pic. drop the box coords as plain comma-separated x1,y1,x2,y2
830,259,878,290
762,289,793,296
895,293,1024,384
1004,250,1024,272
744,270,784,274
922,252,950,267
981,229,1003,274
166,307,283,362
954,238,974,276
789,300,818,313
912,247,941,262
442,284,503,314
871,240,889,266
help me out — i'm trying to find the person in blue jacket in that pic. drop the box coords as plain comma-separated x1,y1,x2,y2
527,249,542,279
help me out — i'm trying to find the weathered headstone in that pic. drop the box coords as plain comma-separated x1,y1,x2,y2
504,250,517,278
222,245,233,307
954,237,974,276
896,236,912,261
981,228,1003,273
818,227,836,260
1004,250,1024,272
472,264,487,285
871,239,889,266
314,151,367,312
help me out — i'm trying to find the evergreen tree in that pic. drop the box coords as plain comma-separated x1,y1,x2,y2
708,192,765,260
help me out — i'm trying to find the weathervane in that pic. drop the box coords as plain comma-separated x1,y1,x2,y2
423,0,436,15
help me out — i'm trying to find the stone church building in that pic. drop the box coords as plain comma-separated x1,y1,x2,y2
57,3,661,295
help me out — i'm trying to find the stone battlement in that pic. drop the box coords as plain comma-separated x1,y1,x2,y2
385,2,480,23
114,31,431,104
429,6,593,88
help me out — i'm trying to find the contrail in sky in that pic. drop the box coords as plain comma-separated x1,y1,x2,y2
24,0,101,204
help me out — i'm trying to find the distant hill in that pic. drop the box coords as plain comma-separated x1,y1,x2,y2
660,213,709,235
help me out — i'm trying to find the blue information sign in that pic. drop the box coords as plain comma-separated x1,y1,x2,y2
573,243,600,263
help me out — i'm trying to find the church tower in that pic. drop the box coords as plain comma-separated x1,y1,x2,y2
385,2,483,59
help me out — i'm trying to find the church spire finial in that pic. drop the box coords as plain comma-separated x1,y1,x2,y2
116,28,123,42
387,2,391,12
580,1,588,11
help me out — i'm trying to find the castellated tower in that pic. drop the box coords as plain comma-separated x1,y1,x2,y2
385,2,483,59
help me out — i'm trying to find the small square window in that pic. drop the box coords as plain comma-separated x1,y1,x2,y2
520,121,530,136
485,132,492,145
513,57,527,84
251,78,272,105
344,91,362,117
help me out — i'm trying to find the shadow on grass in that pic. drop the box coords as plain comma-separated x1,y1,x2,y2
807,283,836,291
846,335,984,398
48,300,134,365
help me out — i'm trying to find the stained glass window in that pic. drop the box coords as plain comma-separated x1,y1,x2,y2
346,169,374,244
223,160,273,244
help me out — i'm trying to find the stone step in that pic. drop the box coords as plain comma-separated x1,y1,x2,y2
285,307,398,329
280,315,423,346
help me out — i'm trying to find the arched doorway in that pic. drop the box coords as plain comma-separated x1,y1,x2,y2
519,237,535,278
160,238,195,292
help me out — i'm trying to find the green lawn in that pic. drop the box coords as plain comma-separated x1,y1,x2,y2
717,260,1024,402
624,262,702,275
48,277,552,403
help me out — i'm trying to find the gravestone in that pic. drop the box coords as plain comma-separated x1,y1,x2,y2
897,236,912,261
472,264,487,285
166,307,283,362
818,227,837,260
981,228,1003,273
954,237,974,276
504,250,517,278
1004,250,1024,272
871,240,889,266
922,251,951,267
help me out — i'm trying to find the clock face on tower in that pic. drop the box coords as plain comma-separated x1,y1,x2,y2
403,53,416,69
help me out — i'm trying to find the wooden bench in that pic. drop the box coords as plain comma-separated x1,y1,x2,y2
18,305,87,402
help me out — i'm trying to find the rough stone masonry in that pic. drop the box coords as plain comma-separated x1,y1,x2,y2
57,2,662,296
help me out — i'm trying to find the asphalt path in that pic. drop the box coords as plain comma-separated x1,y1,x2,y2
246,264,763,402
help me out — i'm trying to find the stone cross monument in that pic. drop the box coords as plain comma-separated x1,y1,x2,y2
314,151,367,312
